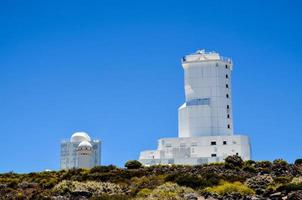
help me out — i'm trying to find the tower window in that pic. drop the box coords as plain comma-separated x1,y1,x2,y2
226,74,229,79
226,94,229,98
225,65,228,69
227,114,230,118
223,141,227,145
227,124,231,129
211,141,216,145
227,105,230,109
216,63,219,67
226,84,229,88
211,154,217,157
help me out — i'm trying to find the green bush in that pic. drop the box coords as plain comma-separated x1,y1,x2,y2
277,177,302,192
165,174,210,189
242,165,257,173
225,155,243,168
244,160,256,166
131,175,165,194
277,183,302,192
272,159,289,176
203,181,255,195
255,161,272,168
125,160,142,169
136,188,152,197
295,159,302,165
273,176,292,184
90,165,117,173
291,177,302,184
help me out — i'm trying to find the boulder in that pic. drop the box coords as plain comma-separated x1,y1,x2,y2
287,190,302,200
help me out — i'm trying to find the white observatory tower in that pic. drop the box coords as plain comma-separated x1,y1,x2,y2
179,49,233,137
139,50,251,166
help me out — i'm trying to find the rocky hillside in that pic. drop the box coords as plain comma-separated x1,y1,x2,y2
1,156,302,200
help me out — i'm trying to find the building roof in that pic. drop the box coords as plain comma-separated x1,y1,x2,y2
70,132,91,142
78,140,92,148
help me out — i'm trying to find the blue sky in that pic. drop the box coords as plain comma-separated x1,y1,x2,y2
0,0,301,172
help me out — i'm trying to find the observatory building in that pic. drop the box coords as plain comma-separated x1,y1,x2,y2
60,132,101,169
139,50,251,165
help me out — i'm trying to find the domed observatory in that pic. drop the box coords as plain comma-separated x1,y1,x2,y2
77,141,93,169
139,50,251,166
60,132,101,169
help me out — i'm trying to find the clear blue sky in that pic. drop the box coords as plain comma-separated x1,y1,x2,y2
0,0,301,173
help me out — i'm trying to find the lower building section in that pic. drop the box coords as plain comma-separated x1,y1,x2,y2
139,135,251,166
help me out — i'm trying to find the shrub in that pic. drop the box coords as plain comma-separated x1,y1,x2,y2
90,165,117,173
272,159,289,176
203,181,255,195
277,177,302,193
274,176,292,184
165,174,211,189
147,182,194,200
244,160,256,166
136,188,152,197
245,175,273,194
224,155,243,168
291,177,302,184
278,183,302,193
295,159,302,165
242,165,257,173
52,180,124,196
131,175,165,193
255,160,272,168
125,160,142,169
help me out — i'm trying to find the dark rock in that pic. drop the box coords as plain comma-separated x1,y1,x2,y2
270,192,282,200
245,175,273,194
70,190,92,198
0,184,7,189
184,193,198,200
287,190,302,200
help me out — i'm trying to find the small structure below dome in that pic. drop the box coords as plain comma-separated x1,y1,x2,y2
60,132,101,169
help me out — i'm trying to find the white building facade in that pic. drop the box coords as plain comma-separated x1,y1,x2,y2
60,132,101,169
139,50,251,165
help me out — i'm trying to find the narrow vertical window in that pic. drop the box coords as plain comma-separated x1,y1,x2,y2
227,105,230,109
227,124,231,129
226,74,229,79
226,84,229,88
227,114,230,119
226,94,229,98
225,65,228,69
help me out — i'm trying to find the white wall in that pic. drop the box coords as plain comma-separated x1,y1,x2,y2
178,52,233,137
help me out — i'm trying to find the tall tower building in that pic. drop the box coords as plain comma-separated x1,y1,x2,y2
179,50,233,137
139,50,251,166
60,132,101,169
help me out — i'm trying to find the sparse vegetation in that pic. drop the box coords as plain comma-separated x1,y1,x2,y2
203,181,255,195
1,157,302,199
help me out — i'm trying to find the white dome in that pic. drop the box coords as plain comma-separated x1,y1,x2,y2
78,140,92,148
70,132,91,142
